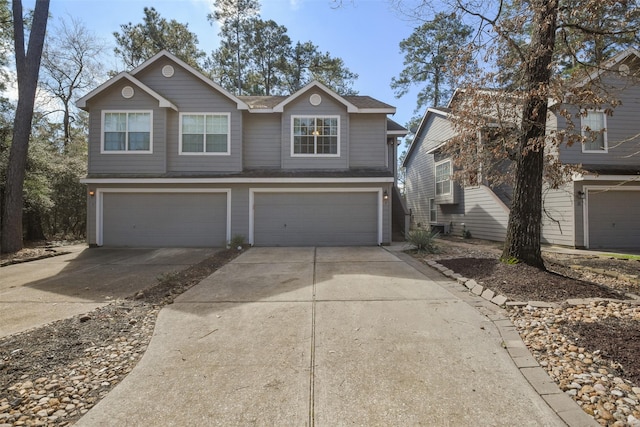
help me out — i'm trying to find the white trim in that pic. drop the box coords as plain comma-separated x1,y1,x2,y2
429,198,437,223
435,159,452,196
290,115,341,157
95,188,231,247
130,50,249,111
101,110,154,154
582,185,640,249
581,110,608,153
274,81,359,113
178,112,231,156
573,174,640,182
403,107,450,167
81,177,395,184
572,48,640,88
248,187,384,246
76,73,177,111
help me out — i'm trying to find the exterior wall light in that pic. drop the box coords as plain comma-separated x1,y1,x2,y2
89,190,95,197
383,191,389,201
577,190,585,199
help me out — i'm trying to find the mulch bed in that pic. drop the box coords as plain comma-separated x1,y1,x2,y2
436,257,629,303
563,318,640,386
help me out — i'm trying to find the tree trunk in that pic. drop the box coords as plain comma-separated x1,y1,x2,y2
501,0,558,269
0,0,50,254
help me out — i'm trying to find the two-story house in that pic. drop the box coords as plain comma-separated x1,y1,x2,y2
77,50,406,247
403,48,640,250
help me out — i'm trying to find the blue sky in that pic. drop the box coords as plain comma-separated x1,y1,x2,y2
44,0,422,127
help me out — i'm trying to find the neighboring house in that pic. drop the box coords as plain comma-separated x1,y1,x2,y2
403,49,640,250
77,50,406,247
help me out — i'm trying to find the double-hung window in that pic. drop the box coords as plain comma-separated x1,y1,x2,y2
103,111,152,153
292,116,339,156
435,160,452,196
429,198,437,223
180,113,230,155
581,110,608,152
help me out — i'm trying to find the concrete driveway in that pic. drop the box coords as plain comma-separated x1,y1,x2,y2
0,245,218,338
76,246,573,426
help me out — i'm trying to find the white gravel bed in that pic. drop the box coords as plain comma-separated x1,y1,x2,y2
0,306,159,426
508,301,640,427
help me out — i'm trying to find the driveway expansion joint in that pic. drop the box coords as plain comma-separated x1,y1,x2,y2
390,248,599,427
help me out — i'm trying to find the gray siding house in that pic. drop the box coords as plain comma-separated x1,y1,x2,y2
77,51,406,247
404,49,640,250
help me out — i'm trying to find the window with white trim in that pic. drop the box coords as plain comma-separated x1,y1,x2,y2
103,111,152,152
429,198,437,223
180,113,230,155
581,110,608,152
435,160,452,196
292,116,339,156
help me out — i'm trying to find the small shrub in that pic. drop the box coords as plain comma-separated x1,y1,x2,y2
461,223,472,239
501,256,520,265
407,228,440,253
228,234,247,250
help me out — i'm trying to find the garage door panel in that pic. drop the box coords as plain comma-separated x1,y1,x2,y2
588,191,640,249
103,193,227,247
254,192,378,246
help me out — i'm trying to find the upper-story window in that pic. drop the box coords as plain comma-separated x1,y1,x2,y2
102,111,152,153
435,159,452,196
581,110,608,153
292,116,339,156
180,113,230,155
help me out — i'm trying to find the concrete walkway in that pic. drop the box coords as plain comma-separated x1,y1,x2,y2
74,246,577,426
0,246,217,338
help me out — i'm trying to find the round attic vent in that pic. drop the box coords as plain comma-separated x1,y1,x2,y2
619,64,630,77
309,94,322,106
121,86,134,99
162,65,175,78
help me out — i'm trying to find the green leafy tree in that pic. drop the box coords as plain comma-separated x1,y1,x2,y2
1,0,50,254
392,12,473,109
114,7,205,70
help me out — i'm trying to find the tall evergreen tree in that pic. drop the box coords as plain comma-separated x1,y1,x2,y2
208,0,260,95
392,12,473,109
114,7,205,70
244,19,290,95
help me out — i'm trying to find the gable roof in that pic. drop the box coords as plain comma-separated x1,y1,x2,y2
271,80,396,114
77,50,397,115
76,73,178,111
572,48,640,88
76,50,249,111
402,107,450,167
131,50,249,110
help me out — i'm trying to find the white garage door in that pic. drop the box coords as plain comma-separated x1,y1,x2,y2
102,192,228,247
588,190,640,249
253,192,379,246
